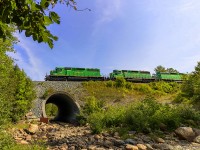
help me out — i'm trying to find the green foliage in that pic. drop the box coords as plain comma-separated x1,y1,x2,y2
150,81,180,94
154,65,179,73
86,97,200,133
154,65,166,72
114,77,126,88
176,62,200,104
133,84,152,94
0,0,77,48
9,66,36,122
88,112,105,133
77,96,103,127
45,103,58,117
106,80,114,87
0,129,15,150
83,96,103,114
0,27,35,124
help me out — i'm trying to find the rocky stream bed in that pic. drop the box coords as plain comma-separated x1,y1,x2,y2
12,120,200,150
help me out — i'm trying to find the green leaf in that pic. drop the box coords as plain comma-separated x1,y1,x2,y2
44,16,52,26
40,0,49,8
38,36,43,43
49,11,60,24
25,30,31,37
47,39,53,49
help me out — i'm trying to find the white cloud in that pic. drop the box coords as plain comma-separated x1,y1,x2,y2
92,0,123,35
13,34,46,81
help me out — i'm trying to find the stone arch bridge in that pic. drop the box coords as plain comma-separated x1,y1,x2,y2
32,81,86,123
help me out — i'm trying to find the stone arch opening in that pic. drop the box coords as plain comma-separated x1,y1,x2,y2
43,92,80,123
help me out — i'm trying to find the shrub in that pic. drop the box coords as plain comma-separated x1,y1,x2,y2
133,84,152,94
88,112,105,133
87,97,200,133
106,80,114,87
0,129,15,150
115,77,126,88
83,96,103,115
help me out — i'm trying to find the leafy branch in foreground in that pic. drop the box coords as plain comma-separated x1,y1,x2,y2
0,0,78,48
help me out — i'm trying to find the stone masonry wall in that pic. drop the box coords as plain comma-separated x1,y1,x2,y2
32,81,86,117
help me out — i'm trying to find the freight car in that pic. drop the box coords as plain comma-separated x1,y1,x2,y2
45,67,104,81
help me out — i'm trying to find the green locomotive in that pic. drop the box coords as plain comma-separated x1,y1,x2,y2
155,72,183,82
109,70,154,82
45,67,184,82
45,67,104,81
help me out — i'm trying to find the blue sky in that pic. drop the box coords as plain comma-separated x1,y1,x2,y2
11,0,200,81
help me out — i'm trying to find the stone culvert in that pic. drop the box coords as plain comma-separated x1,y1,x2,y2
42,92,80,122
32,81,87,123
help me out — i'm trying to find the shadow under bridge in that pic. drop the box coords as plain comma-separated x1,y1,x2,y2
42,92,80,123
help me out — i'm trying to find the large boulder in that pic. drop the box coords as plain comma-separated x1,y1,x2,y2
175,127,196,141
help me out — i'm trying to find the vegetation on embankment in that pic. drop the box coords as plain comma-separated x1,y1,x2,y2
78,74,200,134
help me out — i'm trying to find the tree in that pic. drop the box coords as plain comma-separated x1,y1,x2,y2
154,65,179,73
0,26,17,124
154,65,166,73
166,68,179,73
0,0,77,48
0,25,35,124
10,65,35,122
177,61,200,103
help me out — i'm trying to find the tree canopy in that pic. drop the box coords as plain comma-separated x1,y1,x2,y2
0,0,77,48
0,25,35,124
154,65,179,73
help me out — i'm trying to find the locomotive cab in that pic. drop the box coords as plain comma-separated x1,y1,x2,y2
110,70,124,79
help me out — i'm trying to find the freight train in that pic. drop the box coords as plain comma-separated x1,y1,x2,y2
45,67,184,82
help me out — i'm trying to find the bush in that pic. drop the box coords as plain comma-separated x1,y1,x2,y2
176,62,200,104
83,96,103,115
133,84,152,94
88,112,105,133
114,77,126,88
150,81,180,94
87,97,200,133
0,129,15,150
106,80,114,87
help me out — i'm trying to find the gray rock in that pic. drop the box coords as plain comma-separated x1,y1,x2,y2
156,137,165,143
113,139,125,146
103,140,113,148
193,128,200,136
125,138,137,145
146,144,153,150
193,135,200,143
175,127,195,141
153,143,174,150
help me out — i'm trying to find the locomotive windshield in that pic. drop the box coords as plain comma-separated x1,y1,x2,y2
113,70,122,74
